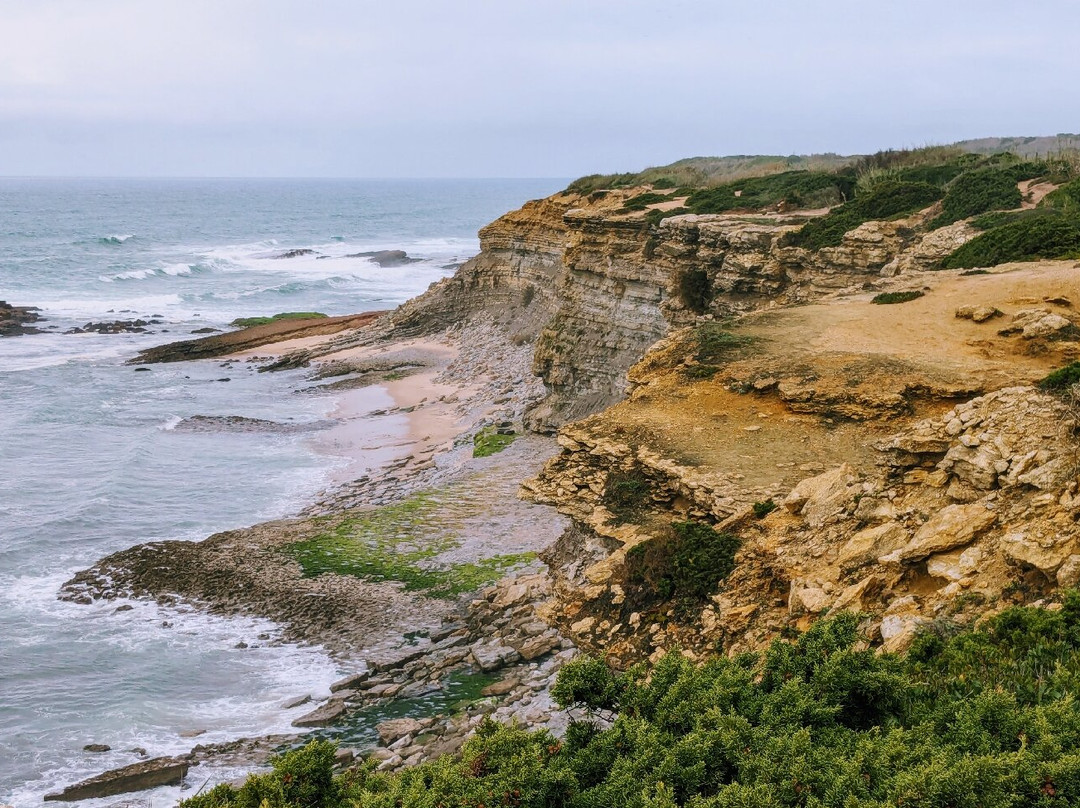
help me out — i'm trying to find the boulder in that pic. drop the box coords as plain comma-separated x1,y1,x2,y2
44,757,189,801
926,546,983,581
1002,533,1078,577
376,717,425,746
892,504,997,563
999,308,1075,339
782,464,858,528
292,697,348,728
838,522,908,570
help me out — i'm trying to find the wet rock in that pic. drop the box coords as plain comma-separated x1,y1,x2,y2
44,756,189,801
346,250,421,267
292,698,347,728
269,248,316,259
0,300,44,336
330,671,371,692
83,744,111,753
66,319,151,335
282,694,312,709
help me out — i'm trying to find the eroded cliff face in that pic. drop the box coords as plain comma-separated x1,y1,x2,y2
282,186,976,432
275,178,1080,666
522,263,1080,666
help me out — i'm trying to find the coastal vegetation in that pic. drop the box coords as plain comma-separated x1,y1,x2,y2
181,597,1080,808
473,428,517,458
281,493,535,598
231,311,328,328
871,291,924,305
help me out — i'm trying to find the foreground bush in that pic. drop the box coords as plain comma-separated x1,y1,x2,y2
941,210,1080,268
184,597,1080,807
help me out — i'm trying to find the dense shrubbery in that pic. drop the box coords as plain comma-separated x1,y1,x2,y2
929,166,1025,227
625,520,740,605
941,210,1080,269
788,180,942,250
1038,361,1080,393
1042,178,1080,214
682,171,854,215
184,597,1080,808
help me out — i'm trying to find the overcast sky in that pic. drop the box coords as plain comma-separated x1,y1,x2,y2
1,0,1076,178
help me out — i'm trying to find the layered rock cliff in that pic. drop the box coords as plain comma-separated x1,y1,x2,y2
274,178,1080,667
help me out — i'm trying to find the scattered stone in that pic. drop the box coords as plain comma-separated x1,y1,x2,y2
376,718,425,746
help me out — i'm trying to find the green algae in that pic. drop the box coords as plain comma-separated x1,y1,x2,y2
280,491,535,598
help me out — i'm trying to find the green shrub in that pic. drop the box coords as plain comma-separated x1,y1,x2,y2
752,499,777,518
871,290,924,304
603,469,652,523
941,210,1080,268
1038,361,1080,392
181,598,1080,808
684,170,853,215
930,166,1025,227
1042,177,1080,214
230,312,327,328
626,521,741,604
693,323,751,363
789,180,943,250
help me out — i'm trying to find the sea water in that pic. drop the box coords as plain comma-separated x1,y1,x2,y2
0,178,564,804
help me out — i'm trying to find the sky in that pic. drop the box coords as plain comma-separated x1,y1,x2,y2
0,0,1077,178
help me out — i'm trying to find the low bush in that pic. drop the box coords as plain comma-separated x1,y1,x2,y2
684,170,854,215
603,468,652,523
871,290,924,304
941,210,1080,268
1042,177,1080,214
789,180,943,250
626,520,740,605
1038,361,1080,393
183,597,1080,808
929,165,1026,227
752,499,777,518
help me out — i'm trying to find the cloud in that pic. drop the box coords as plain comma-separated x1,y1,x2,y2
0,0,1075,175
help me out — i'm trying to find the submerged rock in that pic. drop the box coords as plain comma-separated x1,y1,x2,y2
346,249,421,267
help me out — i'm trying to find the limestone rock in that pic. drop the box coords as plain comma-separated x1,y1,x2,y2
926,546,983,581
839,522,908,570
893,504,997,563
1002,533,1077,577
782,464,858,528
376,717,425,745
292,697,347,728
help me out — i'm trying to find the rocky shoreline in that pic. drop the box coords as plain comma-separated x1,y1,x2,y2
54,316,580,798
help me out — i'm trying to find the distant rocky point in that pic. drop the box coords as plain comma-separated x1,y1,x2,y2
0,300,43,336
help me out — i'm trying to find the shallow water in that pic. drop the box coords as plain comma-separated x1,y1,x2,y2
0,177,565,804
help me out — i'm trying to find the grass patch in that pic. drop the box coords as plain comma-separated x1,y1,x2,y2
280,492,535,598
871,290,924,304
231,311,328,328
473,428,516,458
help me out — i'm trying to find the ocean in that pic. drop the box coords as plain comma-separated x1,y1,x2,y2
0,177,565,805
